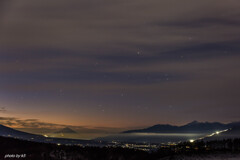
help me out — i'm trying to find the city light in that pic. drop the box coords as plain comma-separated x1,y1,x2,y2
189,139,195,143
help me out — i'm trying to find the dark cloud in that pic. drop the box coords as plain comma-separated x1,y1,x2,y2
0,107,6,112
153,17,240,28
0,117,64,128
1,0,240,51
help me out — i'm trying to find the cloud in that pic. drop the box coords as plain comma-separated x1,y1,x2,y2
152,17,240,28
0,0,240,52
0,117,64,128
0,107,6,112
0,116,122,133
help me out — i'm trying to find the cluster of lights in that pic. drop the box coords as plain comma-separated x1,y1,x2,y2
189,129,229,143
189,139,195,143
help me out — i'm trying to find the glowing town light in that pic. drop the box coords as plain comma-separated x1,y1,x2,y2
216,131,220,134
189,139,195,143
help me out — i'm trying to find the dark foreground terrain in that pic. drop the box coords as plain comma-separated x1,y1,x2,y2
0,136,240,160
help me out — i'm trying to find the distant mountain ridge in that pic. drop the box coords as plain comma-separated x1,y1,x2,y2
55,127,77,134
0,124,92,145
0,124,44,140
123,121,240,133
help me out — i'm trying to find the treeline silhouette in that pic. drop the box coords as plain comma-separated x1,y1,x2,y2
0,136,240,160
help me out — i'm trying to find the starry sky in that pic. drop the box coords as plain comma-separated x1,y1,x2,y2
0,0,240,135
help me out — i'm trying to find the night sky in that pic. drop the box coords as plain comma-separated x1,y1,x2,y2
0,0,240,136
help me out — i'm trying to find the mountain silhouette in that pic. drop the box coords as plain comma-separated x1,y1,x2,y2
123,121,240,133
0,124,44,140
55,127,77,134
0,124,93,145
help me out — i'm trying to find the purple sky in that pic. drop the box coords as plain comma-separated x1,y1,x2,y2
0,0,240,134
